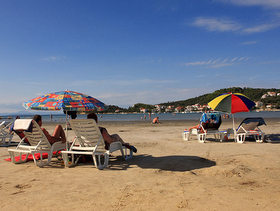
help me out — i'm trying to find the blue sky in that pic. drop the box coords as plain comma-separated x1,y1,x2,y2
0,0,280,113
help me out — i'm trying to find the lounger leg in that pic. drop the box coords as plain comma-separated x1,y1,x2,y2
47,152,53,165
32,152,49,167
236,134,245,144
122,147,133,160
198,134,206,143
182,132,190,141
214,134,219,141
7,134,13,146
8,151,29,164
118,146,133,161
219,133,223,142
62,153,77,167
93,152,109,170
256,134,264,143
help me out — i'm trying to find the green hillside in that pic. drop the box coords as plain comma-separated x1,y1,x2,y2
160,87,280,107
101,87,280,113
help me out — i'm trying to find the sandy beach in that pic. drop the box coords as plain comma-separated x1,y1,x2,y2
0,118,280,210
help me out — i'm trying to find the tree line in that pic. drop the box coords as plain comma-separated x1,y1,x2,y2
99,87,280,113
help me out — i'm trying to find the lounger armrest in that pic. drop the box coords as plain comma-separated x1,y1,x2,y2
51,141,66,151
109,141,123,153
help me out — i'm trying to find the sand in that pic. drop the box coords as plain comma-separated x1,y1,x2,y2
0,118,280,210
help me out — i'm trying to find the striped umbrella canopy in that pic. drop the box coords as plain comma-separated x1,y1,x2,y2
208,93,256,135
23,90,106,112
208,93,255,114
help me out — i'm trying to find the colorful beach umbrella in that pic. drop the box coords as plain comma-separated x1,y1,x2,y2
23,90,106,112
208,93,256,136
208,93,255,114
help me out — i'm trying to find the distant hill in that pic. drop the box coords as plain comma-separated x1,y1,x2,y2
100,87,280,113
160,87,280,107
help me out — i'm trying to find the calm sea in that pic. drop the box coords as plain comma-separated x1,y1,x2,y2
1,111,280,122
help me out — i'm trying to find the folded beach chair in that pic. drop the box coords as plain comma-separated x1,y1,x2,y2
61,119,133,170
235,117,266,144
8,119,66,167
0,121,14,146
183,112,224,143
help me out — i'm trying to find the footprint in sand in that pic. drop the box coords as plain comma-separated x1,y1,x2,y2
11,184,31,195
114,185,135,209
177,199,190,209
239,180,260,188
15,184,31,189
231,165,252,177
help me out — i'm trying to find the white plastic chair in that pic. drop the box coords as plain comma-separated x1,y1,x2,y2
0,121,14,146
61,119,133,170
183,113,224,143
8,119,66,167
235,118,266,144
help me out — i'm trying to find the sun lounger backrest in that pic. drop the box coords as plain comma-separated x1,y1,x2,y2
200,112,222,130
70,119,105,150
237,117,266,133
23,120,51,149
237,121,259,133
0,121,5,128
13,119,32,131
0,121,6,133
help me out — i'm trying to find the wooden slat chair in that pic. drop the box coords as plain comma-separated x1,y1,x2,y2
61,119,132,170
8,119,66,167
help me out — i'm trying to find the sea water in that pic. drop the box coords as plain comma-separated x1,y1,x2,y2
1,111,280,122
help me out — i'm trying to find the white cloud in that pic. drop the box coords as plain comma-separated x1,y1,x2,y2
219,0,280,8
184,57,250,68
192,16,280,33
41,56,66,62
241,40,257,45
192,17,241,32
242,23,279,33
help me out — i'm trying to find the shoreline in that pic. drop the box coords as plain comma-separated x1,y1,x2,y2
41,117,280,126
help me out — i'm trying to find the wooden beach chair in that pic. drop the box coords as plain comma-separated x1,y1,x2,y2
61,119,133,170
235,117,266,144
183,112,224,143
8,119,66,167
0,121,14,146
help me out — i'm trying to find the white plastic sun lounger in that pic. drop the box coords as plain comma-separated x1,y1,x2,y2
182,112,224,143
0,121,14,146
8,119,66,167
183,125,225,143
61,119,133,170
235,117,266,144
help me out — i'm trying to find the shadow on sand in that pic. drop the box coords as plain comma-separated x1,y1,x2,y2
265,134,280,143
205,133,280,144
108,154,216,172
27,155,215,170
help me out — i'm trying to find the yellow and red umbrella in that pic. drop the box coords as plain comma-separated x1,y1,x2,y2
208,93,256,135
208,93,255,114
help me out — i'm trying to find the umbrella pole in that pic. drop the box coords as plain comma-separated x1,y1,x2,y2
65,111,69,150
232,114,236,138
